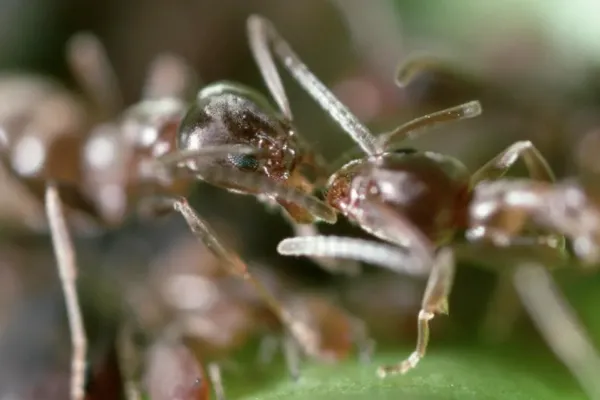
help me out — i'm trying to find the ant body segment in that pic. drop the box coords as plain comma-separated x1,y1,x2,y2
245,14,600,397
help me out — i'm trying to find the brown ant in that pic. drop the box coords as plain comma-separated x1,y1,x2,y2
0,31,337,400
243,14,600,397
128,235,373,400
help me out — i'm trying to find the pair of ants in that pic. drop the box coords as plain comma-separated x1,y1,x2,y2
1,13,600,400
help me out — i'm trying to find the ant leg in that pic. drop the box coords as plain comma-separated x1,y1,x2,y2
513,263,600,400
256,335,280,366
376,101,482,151
116,324,143,400
170,197,250,279
247,15,379,156
282,334,302,382
66,32,122,119
471,141,563,343
377,247,455,377
45,183,87,400
141,53,197,101
347,314,376,364
470,140,555,185
478,271,522,343
170,197,320,363
207,363,226,400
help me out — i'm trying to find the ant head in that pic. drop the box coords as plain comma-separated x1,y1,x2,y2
175,81,301,194
325,157,369,215
326,149,419,213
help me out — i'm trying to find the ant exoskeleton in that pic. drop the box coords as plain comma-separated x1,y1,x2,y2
244,14,600,398
0,32,335,400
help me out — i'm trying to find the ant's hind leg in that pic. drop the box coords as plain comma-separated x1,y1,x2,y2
377,247,456,377
45,183,87,400
513,262,600,400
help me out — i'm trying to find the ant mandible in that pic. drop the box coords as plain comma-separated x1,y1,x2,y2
0,32,335,400
244,14,600,390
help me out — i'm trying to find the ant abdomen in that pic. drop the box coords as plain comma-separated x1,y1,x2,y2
176,81,301,193
328,151,472,244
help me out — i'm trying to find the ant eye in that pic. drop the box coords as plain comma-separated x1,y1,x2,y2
229,153,260,171
394,147,418,155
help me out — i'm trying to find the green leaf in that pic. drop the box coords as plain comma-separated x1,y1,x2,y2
223,342,587,400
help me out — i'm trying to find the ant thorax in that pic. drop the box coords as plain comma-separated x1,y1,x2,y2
175,82,301,194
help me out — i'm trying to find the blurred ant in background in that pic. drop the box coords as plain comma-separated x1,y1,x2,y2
244,14,600,399
0,27,342,399
0,34,197,399
123,235,374,400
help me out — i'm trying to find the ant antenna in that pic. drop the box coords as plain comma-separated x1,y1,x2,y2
278,236,429,277
376,100,482,151
247,15,379,156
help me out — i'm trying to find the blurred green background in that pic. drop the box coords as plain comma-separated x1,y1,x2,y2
0,0,599,398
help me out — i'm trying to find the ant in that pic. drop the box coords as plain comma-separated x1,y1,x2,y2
0,32,334,400
248,17,600,398
128,235,374,400
242,14,600,396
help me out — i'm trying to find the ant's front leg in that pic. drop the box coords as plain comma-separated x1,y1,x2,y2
159,196,324,373
278,204,445,376
45,183,87,400
377,247,456,377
